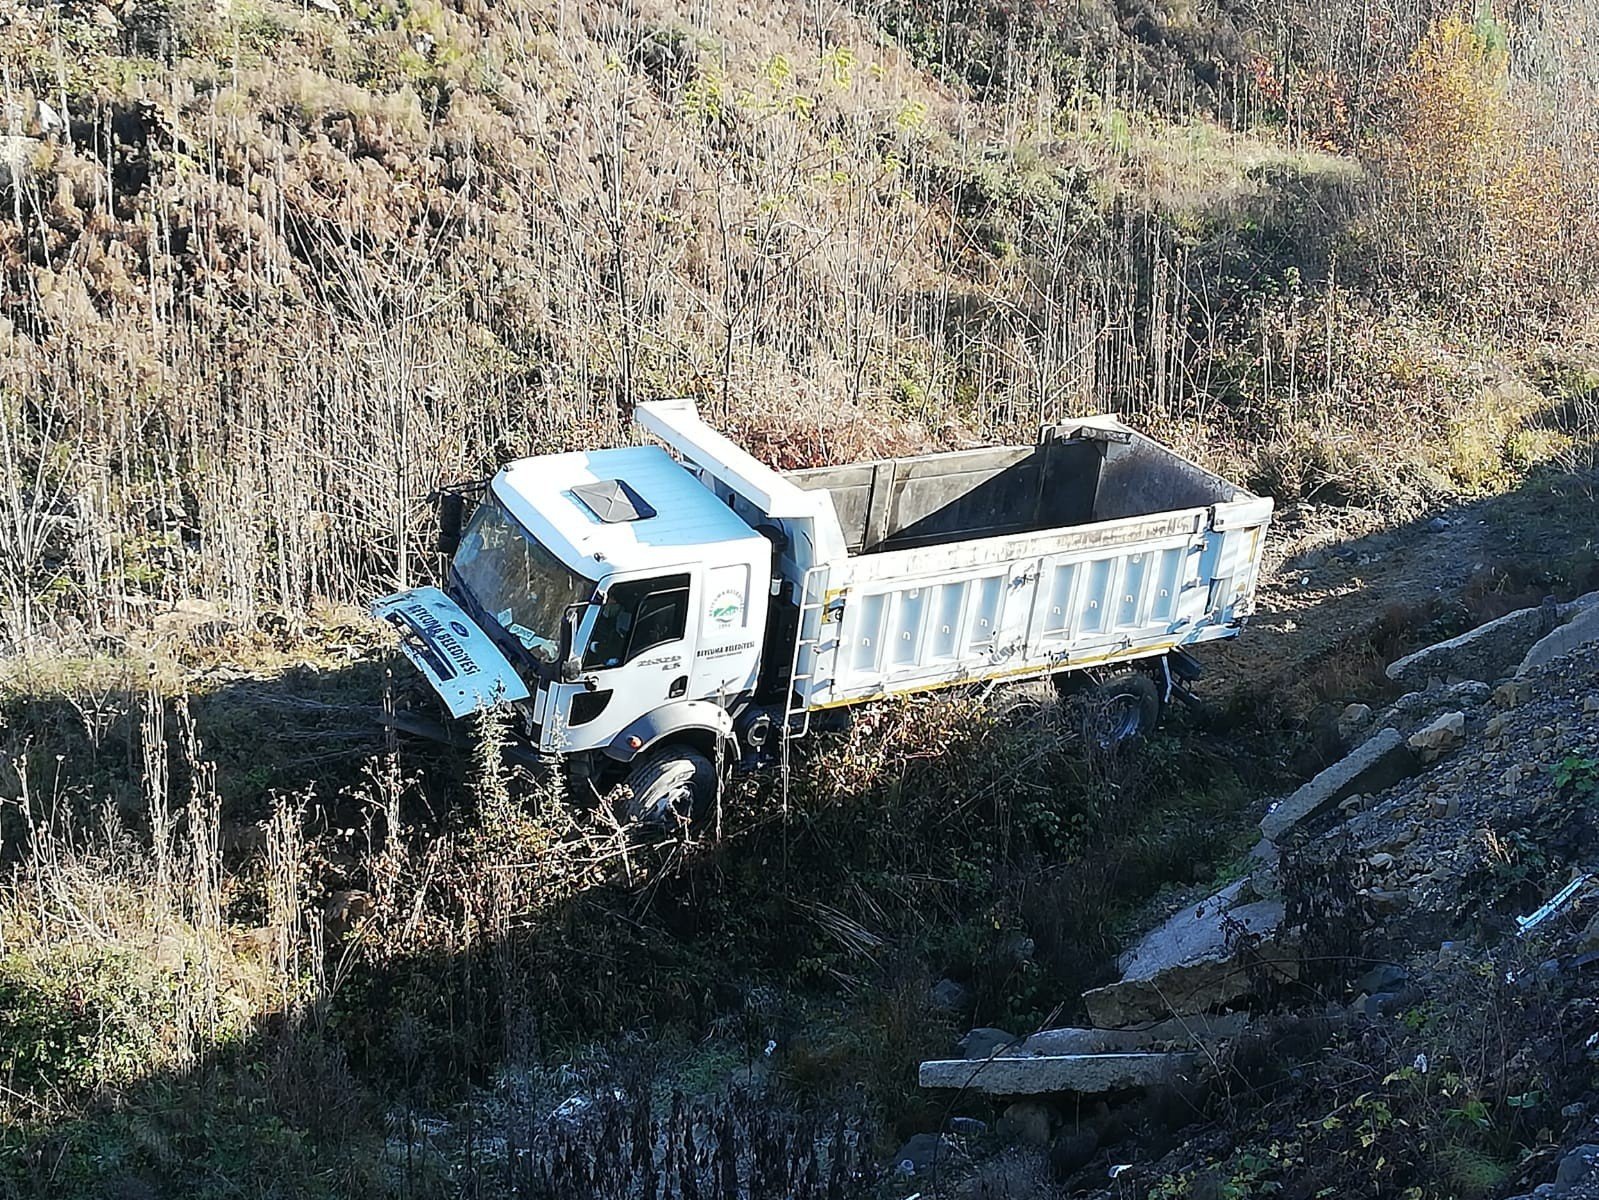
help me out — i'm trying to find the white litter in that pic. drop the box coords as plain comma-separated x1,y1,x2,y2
1516,873,1593,935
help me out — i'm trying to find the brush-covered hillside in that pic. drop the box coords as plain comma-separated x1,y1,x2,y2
2,0,1597,643
3,1,1599,1198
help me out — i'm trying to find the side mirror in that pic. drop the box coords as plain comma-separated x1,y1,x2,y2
559,603,586,682
436,492,466,556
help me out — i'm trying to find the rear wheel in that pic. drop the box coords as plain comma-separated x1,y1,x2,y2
617,747,717,829
986,679,1062,730
1077,672,1162,750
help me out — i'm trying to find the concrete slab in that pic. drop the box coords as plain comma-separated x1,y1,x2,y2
1519,605,1599,674
919,1051,1196,1094
1082,886,1294,1028
1260,728,1419,842
1386,605,1552,689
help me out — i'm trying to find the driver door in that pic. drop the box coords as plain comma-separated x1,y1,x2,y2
546,572,696,752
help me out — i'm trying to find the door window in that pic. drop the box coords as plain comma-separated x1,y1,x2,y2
583,575,691,668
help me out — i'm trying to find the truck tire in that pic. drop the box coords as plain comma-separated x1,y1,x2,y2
987,679,1061,729
617,747,717,829
1081,672,1162,749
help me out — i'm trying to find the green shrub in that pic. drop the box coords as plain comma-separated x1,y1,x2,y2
0,948,172,1103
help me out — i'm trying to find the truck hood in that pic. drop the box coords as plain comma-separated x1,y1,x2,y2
370,586,531,718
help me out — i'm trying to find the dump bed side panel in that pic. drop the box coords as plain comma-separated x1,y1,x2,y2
796,500,1271,710
786,441,1100,554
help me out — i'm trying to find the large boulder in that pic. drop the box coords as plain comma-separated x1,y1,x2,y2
1081,881,1294,1028
1519,604,1599,674
1260,728,1420,841
1385,605,1553,689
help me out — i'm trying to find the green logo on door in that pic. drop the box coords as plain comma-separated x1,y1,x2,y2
710,589,744,628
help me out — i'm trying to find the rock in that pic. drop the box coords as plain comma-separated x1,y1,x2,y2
1051,1127,1101,1176
1428,795,1459,820
1520,605,1599,674
1354,964,1407,994
892,1132,943,1175
1585,695,1599,715
998,1101,1056,1146
1082,884,1294,1027
1248,838,1280,867
1354,991,1402,1018
324,890,374,940
1500,765,1524,797
1582,910,1599,953
1495,680,1534,709
1556,1144,1599,1188
1447,680,1492,708
1407,711,1466,764
1387,606,1553,690
923,1053,1195,1096
1428,516,1451,532
930,977,971,1011
1337,703,1373,740
959,1028,1020,1059
1368,852,1396,871
1485,714,1509,739
1260,729,1421,841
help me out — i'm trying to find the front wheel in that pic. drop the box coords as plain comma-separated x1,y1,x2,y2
1075,671,1162,750
617,747,717,829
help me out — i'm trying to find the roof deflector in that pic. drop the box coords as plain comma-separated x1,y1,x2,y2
571,479,656,523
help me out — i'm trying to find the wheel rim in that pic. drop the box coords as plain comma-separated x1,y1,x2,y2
1091,693,1144,748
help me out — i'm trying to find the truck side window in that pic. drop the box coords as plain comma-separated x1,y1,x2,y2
583,575,690,668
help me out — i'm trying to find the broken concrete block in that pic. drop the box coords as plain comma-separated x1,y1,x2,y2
1559,590,1599,622
919,1052,1196,1095
1260,728,1420,842
1407,711,1466,763
1519,605,1599,674
1386,606,1552,689
1016,1013,1249,1057
1081,886,1294,1028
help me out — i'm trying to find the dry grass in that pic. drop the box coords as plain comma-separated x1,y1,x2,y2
0,0,1594,650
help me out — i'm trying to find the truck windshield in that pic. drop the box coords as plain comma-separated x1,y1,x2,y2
453,495,591,663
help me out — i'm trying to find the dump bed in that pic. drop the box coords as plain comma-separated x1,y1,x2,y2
631,401,1271,718
781,418,1272,711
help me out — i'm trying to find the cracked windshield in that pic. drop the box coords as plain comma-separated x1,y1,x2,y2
453,496,590,662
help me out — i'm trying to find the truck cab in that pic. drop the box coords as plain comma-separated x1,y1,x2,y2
373,444,772,813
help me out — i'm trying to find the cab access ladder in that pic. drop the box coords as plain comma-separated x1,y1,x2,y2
782,564,833,740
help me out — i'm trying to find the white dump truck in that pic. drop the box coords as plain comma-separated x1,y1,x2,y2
371,400,1272,821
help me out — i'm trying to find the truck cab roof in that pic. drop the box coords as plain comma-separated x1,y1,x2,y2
493,445,766,579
